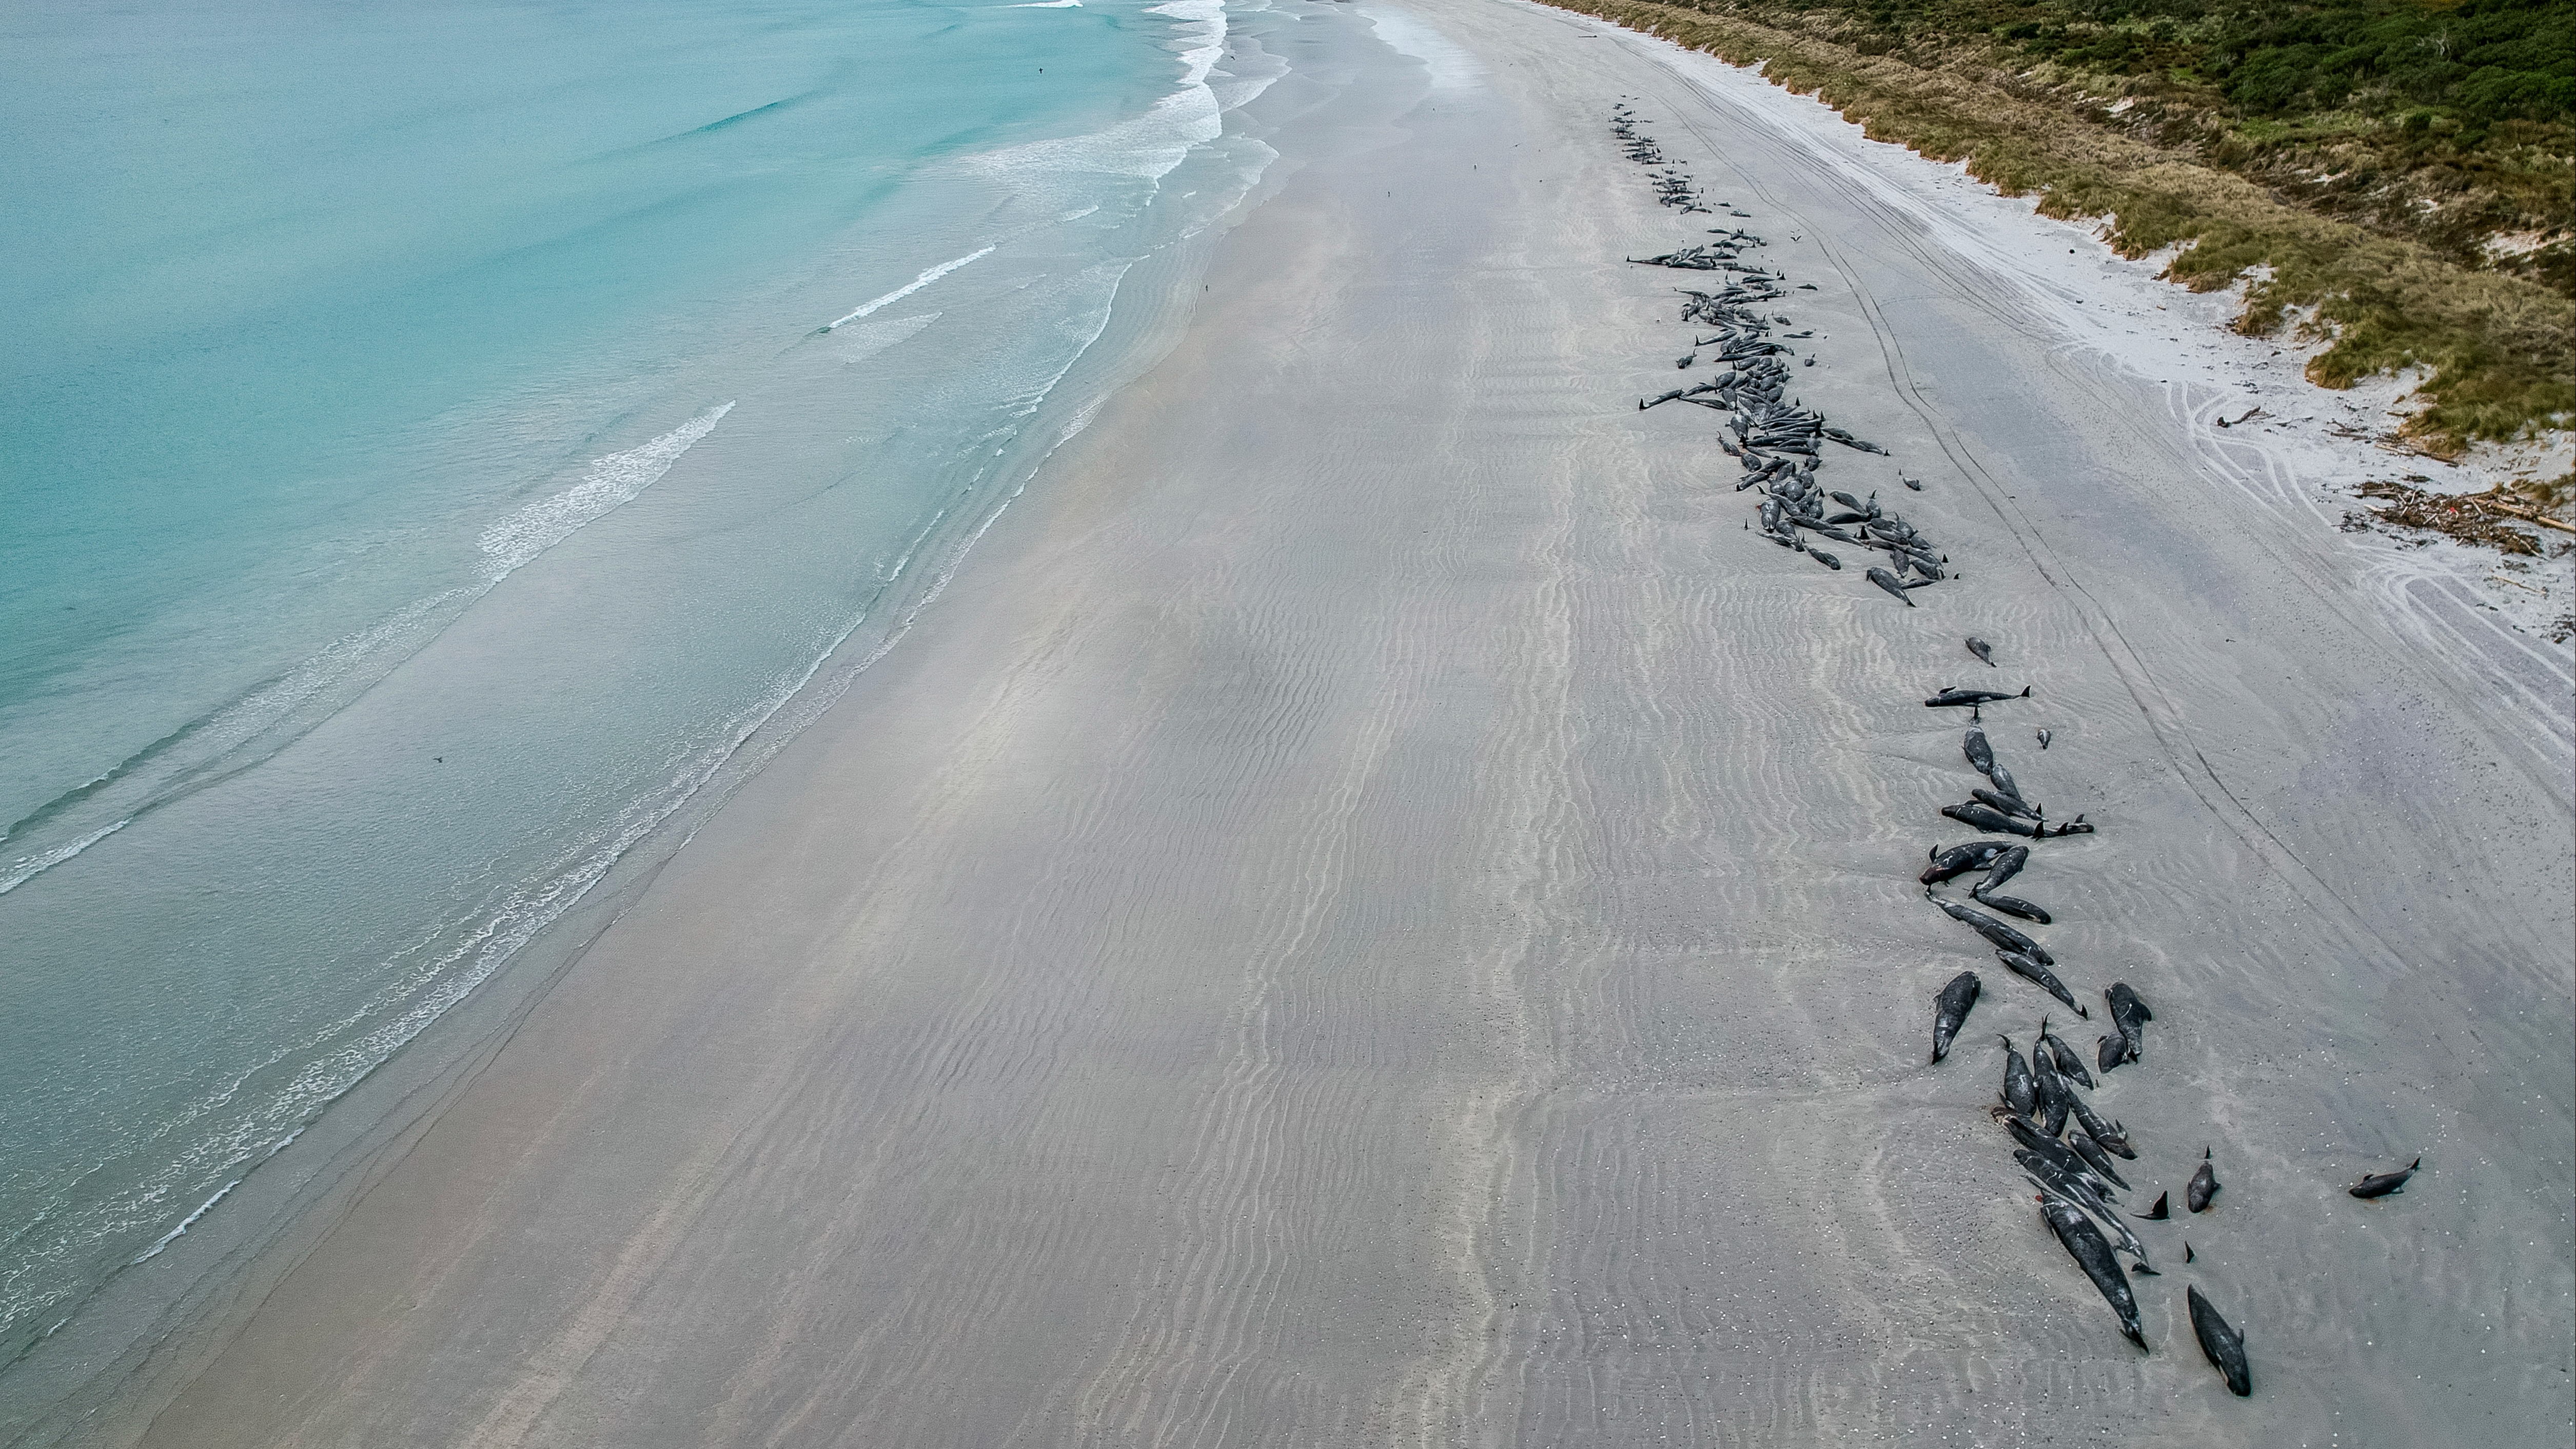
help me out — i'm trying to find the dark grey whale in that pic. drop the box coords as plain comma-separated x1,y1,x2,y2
2188,1148,2221,1212
2038,1190,2147,1348
2187,1286,2253,1395
1932,970,1980,1063
1922,839,2012,884
2350,1158,2421,1199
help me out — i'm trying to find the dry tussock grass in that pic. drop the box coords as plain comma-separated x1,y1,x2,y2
1543,0,2574,455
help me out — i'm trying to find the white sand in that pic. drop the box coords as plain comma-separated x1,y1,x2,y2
113,2,2571,1445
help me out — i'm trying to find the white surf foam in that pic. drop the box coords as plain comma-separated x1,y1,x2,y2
833,312,941,365
477,403,733,579
823,248,995,331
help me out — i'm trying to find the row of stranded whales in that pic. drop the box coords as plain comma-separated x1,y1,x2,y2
1608,104,1944,606
1912,677,2202,1352
1607,104,2418,1403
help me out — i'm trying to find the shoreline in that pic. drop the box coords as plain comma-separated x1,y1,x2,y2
86,1,2576,1443
0,6,1309,1441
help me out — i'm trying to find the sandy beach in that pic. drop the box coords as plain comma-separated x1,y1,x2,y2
107,1,2570,1444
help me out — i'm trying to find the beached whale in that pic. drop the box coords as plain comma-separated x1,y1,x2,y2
1967,636,1994,665
1997,949,2086,1015
1925,686,2031,708
2038,1190,2147,1348
2029,1043,2076,1135
1963,726,1995,776
2098,982,2153,1071
2136,1190,2169,1220
1977,844,2028,894
2350,1158,2422,1198
1999,1036,2038,1117
2025,1162,2152,1269
2188,1287,2253,1395
1971,787,2040,821
1984,760,2024,801
1866,566,1914,604
1976,892,2053,924
2188,1148,2221,1212
1922,840,2013,885
2041,1023,2095,1090
2036,728,2052,749
1928,894,2054,964
1943,802,2039,837
1931,970,1981,1063
2065,1087,2134,1160
1997,1113,2112,1196
2065,1125,2131,1192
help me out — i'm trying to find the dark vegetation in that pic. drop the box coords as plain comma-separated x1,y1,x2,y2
1540,0,2574,453
1797,0,2575,287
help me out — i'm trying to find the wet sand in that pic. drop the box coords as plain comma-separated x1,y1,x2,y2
129,1,2571,1444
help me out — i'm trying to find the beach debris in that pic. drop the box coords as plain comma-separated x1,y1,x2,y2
2349,1158,2422,1199
2187,1287,2254,1395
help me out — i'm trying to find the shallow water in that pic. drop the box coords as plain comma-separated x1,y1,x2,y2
0,0,1283,1387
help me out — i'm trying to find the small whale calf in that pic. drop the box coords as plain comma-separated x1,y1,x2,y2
1966,636,1994,665
2187,1287,2253,1396
1931,971,1981,1062
2188,1148,2221,1212
2349,1158,2421,1199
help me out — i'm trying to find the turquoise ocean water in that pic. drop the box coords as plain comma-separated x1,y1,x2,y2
0,0,1284,1417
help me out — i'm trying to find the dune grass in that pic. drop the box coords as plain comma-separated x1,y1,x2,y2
1540,0,2573,455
